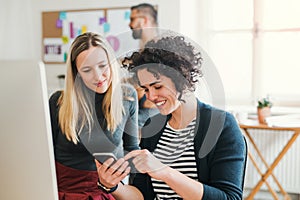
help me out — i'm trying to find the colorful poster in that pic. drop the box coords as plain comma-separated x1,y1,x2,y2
43,38,64,62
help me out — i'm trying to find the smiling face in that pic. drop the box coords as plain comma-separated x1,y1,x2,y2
137,68,181,115
76,46,111,94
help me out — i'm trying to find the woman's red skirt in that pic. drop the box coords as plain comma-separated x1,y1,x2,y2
55,161,115,200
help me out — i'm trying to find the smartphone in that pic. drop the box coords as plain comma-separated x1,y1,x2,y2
93,152,117,164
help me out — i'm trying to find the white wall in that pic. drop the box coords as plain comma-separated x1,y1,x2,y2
179,0,209,49
0,0,35,60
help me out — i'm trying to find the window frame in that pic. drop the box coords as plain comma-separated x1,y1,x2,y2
206,0,300,107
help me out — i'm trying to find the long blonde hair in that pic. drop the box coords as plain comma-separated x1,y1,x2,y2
58,32,124,143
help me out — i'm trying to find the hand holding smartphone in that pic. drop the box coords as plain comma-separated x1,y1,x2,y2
94,152,136,173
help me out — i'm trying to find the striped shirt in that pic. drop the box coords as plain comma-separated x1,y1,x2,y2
152,119,198,200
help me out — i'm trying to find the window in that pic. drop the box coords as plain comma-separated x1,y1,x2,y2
206,0,300,106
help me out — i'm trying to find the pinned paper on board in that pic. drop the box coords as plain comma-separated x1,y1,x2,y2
103,23,110,33
62,36,69,44
82,25,87,34
106,35,120,51
59,11,67,20
124,11,130,20
56,19,63,28
43,38,64,62
69,22,74,38
99,17,106,25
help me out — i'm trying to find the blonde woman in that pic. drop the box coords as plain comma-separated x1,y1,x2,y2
49,32,142,200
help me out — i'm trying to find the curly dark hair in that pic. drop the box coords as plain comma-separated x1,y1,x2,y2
122,36,203,101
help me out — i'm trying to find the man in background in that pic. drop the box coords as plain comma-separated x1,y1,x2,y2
128,3,159,130
129,3,158,48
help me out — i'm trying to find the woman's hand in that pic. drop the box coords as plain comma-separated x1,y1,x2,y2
95,158,130,188
124,149,168,180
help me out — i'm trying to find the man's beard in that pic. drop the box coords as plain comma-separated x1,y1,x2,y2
132,28,143,39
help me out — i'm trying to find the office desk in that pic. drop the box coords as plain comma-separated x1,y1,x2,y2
239,120,300,200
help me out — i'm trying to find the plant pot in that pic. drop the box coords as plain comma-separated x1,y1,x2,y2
257,107,271,124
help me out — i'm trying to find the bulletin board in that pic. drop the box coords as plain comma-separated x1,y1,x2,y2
42,7,139,63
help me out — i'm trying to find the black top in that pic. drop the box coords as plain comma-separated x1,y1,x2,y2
49,84,140,171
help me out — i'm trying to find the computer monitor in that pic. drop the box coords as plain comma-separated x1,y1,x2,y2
0,60,58,200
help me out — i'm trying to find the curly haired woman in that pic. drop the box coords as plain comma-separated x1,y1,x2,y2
123,36,247,200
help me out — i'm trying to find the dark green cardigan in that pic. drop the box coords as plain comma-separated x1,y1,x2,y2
131,100,247,200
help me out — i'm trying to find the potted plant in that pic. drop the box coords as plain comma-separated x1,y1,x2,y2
257,96,273,124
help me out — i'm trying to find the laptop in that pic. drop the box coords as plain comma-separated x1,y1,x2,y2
0,60,58,200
